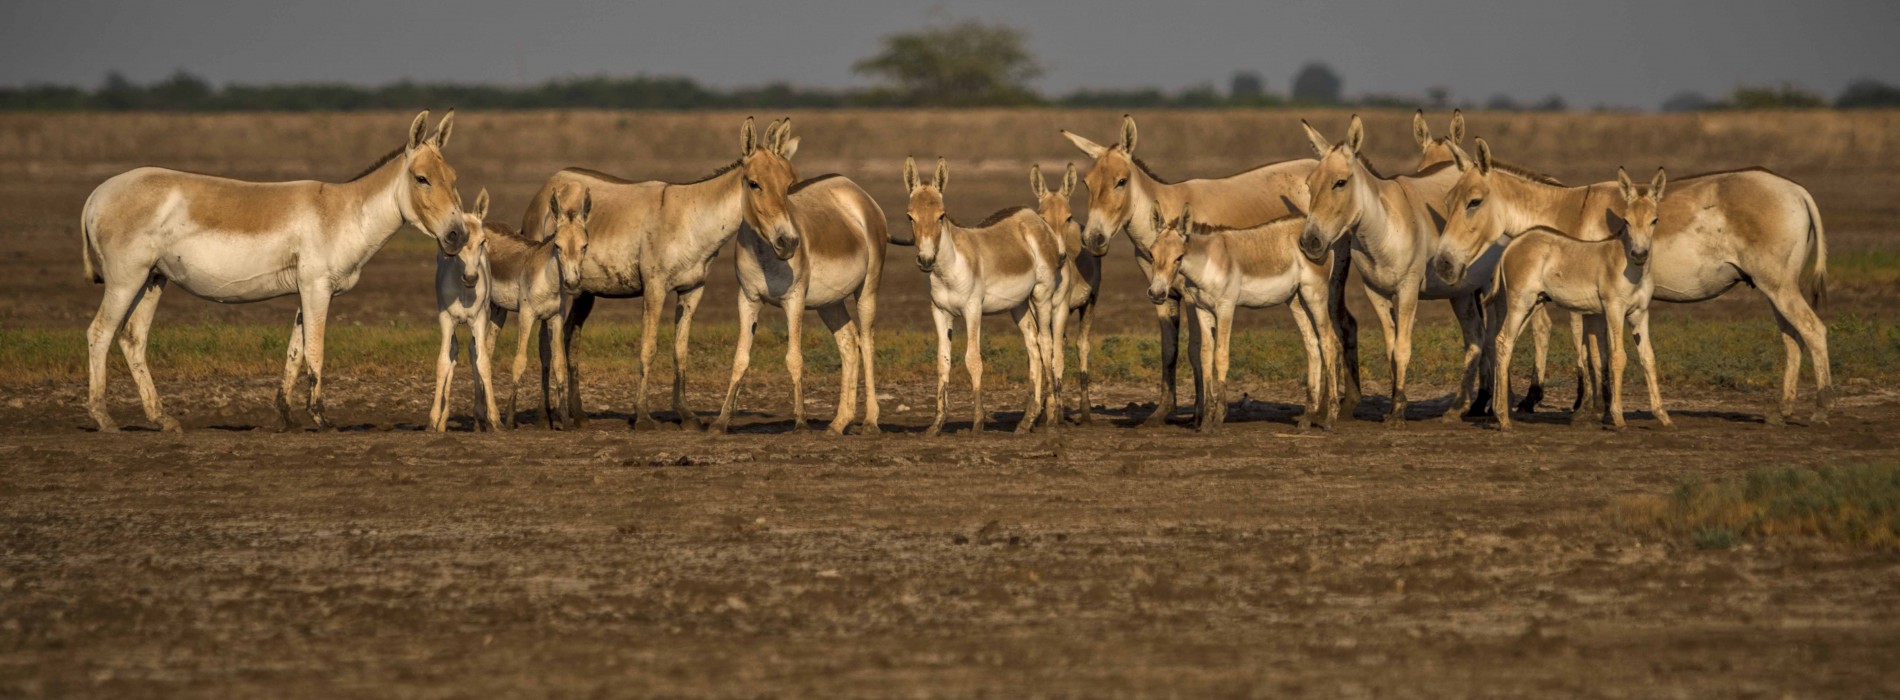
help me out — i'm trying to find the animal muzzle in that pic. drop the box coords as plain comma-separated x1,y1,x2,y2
440,220,469,256
1083,228,1111,256
916,254,936,273
460,271,480,289
771,231,801,261
1433,255,1465,285
1146,283,1169,305
1298,229,1328,262
1629,247,1651,265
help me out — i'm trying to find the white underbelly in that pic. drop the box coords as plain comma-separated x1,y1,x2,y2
158,235,300,302
980,276,1035,314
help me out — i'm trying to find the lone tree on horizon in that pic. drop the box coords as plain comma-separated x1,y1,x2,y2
1291,63,1342,104
854,20,1043,107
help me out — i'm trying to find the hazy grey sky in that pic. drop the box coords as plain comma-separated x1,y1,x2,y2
3,0,1897,109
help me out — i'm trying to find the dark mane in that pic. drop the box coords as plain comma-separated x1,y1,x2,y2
789,173,845,194
1675,165,1779,182
1187,211,1306,235
1490,160,1565,186
684,159,744,185
1130,156,1169,184
1355,152,1385,180
959,206,1031,228
562,167,636,184
348,146,405,182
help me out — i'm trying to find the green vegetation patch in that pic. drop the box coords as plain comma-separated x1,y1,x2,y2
1612,464,1900,550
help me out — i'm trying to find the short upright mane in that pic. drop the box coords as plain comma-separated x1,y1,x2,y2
684,159,744,185
1490,160,1564,186
348,146,405,182
789,173,844,194
963,206,1031,228
1130,156,1170,184
1189,211,1307,235
563,167,637,184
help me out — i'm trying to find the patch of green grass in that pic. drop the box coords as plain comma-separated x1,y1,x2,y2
1612,464,1900,550
1830,249,1900,288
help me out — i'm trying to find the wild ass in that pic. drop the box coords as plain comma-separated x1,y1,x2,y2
710,122,889,435
482,182,591,429
1145,205,1342,432
81,110,466,432
429,189,502,433
1435,138,1832,425
1414,109,1559,413
902,157,1065,435
1488,168,1670,431
1030,163,1104,423
1295,115,1485,426
1061,115,1360,426
523,116,802,431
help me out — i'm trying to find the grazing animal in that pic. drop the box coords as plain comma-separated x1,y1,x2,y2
711,120,889,435
901,157,1065,436
1295,115,1486,426
1029,163,1104,423
1145,205,1342,432
1435,138,1832,425
523,117,802,431
429,189,502,433
1488,168,1671,431
483,182,592,429
81,110,466,432
1060,115,1361,426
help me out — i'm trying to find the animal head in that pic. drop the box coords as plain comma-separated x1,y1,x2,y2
1060,114,1142,255
902,156,951,273
1146,204,1194,305
1412,109,1465,172
1031,162,1082,258
1297,114,1370,262
738,117,802,261
1433,137,1507,285
400,110,467,257
1617,166,1666,266
451,188,492,289
544,182,593,293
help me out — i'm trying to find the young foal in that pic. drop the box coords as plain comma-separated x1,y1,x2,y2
430,190,501,433
82,111,466,432
1489,168,1670,431
1030,163,1104,423
483,183,591,429
903,157,1065,436
1147,205,1342,432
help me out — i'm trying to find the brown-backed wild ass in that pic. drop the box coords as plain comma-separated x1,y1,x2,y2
1061,115,1360,426
1146,205,1342,432
1296,115,1485,426
1489,168,1671,431
482,182,591,429
1030,163,1104,423
902,157,1064,436
524,116,801,431
711,120,889,435
82,110,466,432
1435,138,1832,425
429,188,501,432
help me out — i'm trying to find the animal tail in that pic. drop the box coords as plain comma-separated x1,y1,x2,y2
80,190,104,284
1799,190,1827,313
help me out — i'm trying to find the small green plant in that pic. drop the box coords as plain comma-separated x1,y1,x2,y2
1614,464,1900,550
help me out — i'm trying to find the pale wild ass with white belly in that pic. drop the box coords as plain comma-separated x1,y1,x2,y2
429,189,502,433
1145,205,1342,432
1435,138,1831,425
902,157,1065,436
1030,163,1105,423
82,110,466,432
1296,115,1487,426
711,124,889,435
523,116,802,431
483,182,591,429
1488,168,1671,431
1061,115,1360,426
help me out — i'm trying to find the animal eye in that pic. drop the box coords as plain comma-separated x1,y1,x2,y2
1333,178,1348,190
1467,198,1483,211
414,175,429,186
1115,178,1127,189
746,180,761,191
1651,217,1660,226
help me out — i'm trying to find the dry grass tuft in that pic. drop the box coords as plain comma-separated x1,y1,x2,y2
1612,464,1900,550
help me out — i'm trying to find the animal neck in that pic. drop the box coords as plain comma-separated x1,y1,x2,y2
1495,173,1588,236
1350,173,1402,249
338,152,416,255
1125,169,1179,254
670,167,750,259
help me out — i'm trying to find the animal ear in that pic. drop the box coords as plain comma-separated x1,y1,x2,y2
933,157,948,193
1413,110,1432,150
1299,120,1330,157
1446,142,1471,172
473,188,489,220
581,189,593,221
1061,130,1108,159
1178,204,1195,235
431,110,455,149
1649,167,1667,202
1474,137,1494,175
1449,109,1466,144
1346,114,1365,153
741,116,757,155
1119,114,1138,153
1061,163,1078,198
407,111,430,151
778,136,800,160
776,119,795,151
1030,164,1048,199
1617,167,1636,203
1150,207,1166,232
902,156,919,191
548,189,562,223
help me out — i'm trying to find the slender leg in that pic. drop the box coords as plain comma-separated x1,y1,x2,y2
1046,295,1070,427
856,289,882,434
1290,301,1321,430
1328,243,1362,413
274,310,306,432
1074,296,1097,424
1568,312,1590,413
965,301,986,433
1603,303,1628,431
509,309,535,430
1213,306,1235,432
487,308,513,426
429,316,455,433
783,291,809,432
1298,286,1341,429
820,304,861,435
1012,305,1043,434
671,286,706,430
86,277,144,432
117,278,180,432
471,309,500,432
1491,301,1534,431
1141,296,1182,427
1184,304,1206,427
299,285,335,430
1766,314,1801,428
1630,306,1671,428
711,294,764,434
1763,286,1832,425
926,305,954,437
1517,306,1551,413
1573,315,1606,426
632,290,665,430
1362,286,1398,421
1444,294,1486,421
562,292,595,427
544,312,570,430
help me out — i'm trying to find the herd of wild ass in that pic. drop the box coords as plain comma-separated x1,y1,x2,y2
79,110,1832,435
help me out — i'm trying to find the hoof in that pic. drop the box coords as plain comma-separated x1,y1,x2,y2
708,420,732,435
1439,410,1463,424
1495,420,1514,432
826,421,849,435
1139,406,1174,428
1516,385,1544,414
679,415,704,432
923,423,944,438
1810,409,1830,427
1604,422,1626,432
1764,410,1788,428
1384,410,1407,428
1569,410,1596,427
1655,412,1675,429
1296,415,1313,430
158,416,184,433
860,422,882,435
788,419,811,433
630,416,660,431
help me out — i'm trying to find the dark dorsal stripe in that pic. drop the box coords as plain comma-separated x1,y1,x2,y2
562,167,637,184
960,205,1031,228
789,173,845,194
348,146,405,182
